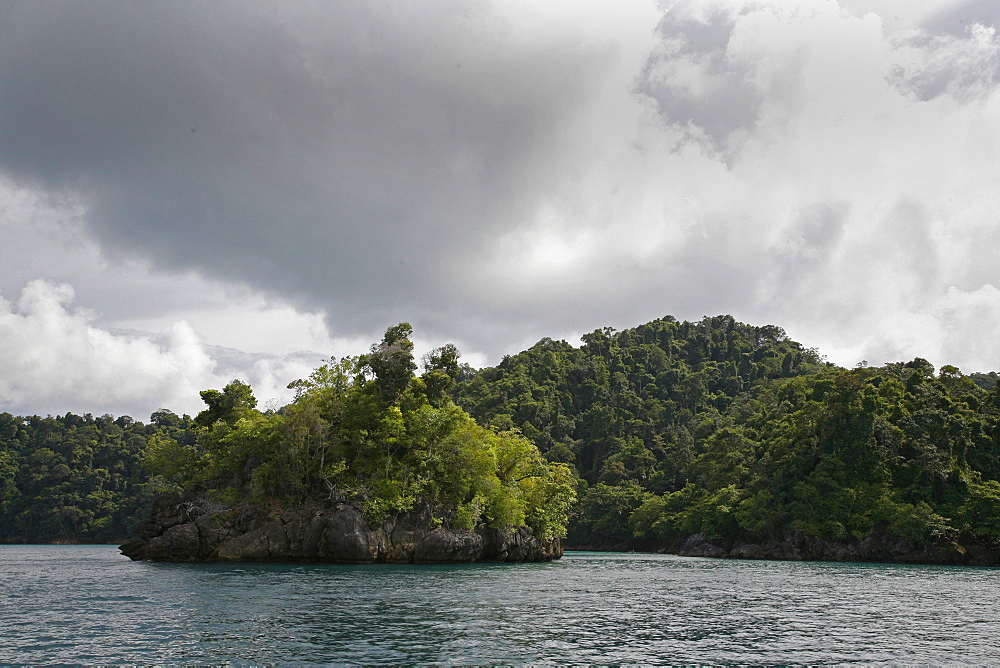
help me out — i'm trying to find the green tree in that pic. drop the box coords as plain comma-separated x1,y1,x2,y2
422,343,461,406
194,380,258,427
362,323,417,404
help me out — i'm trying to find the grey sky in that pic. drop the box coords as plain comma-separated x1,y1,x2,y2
0,0,998,418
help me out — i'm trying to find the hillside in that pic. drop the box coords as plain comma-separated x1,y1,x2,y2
451,315,831,545
452,315,1000,560
0,411,195,543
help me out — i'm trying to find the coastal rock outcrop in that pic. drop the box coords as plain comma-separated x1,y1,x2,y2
120,493,561,563
668,531,999,566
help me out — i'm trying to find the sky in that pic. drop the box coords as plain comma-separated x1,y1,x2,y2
1,0,999,419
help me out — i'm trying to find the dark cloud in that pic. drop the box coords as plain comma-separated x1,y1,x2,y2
635,5,760,156
761,200,850,306
0,0,616,349
890,31,1000,101
891,1,1000,102
2,0,1000,416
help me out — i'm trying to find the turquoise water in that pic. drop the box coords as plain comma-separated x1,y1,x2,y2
1,545,997,665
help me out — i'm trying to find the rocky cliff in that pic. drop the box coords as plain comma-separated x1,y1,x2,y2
668,531,1000,566
119,493,561,563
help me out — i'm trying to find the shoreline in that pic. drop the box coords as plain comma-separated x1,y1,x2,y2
566,531,1000,567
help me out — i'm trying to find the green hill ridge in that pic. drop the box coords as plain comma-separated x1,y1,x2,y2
3,315,1000,564
449,315,1000,557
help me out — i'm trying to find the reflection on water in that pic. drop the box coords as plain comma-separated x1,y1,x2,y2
1,546,997,664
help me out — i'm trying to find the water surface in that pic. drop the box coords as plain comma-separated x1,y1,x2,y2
1,545,996,664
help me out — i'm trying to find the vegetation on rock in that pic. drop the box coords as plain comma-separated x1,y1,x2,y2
143,324,577,542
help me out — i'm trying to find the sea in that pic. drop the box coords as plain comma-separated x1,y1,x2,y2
1,545,997,665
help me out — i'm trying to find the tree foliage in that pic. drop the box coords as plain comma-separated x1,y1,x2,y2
452,315,1000,548
451,315,830,544
142,325,576,540
0,411,198,543
623,362,1000,547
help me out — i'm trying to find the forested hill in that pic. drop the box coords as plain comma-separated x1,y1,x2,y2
451,315,1000,552
452,315,827,481
0,411,197,543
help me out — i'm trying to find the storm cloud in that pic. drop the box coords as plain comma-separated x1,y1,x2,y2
0,1,635,335
1,0,999,417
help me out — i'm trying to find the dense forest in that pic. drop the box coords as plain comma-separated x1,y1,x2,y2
451,315,829,544
450,315,1000,551
0,324,574,544
3,314,1000,555
0,410,196,542
140,323,576,543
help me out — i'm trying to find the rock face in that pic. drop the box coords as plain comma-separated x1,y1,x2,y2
669,531,1000,566
120,493,561,563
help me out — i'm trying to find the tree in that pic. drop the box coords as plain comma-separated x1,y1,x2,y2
194,380,258,427
362,323,417,404
422,344,461,406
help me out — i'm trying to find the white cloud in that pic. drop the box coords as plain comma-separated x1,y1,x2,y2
890,22,1000,101
0,280,334,418
0,280,211,417
935,284,1000,371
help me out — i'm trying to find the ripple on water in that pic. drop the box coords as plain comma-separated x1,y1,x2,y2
1,546,999,664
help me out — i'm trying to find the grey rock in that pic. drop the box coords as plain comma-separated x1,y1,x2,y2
217,528,270,561
148,523,201,561
678,533,728,558
661,530,1000,566
413,528,482,563
965,543,997,567
121,494,561,564
730,543,764,559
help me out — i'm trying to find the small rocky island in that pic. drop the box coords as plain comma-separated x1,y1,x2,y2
121,493,560,563
121,325,575,564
